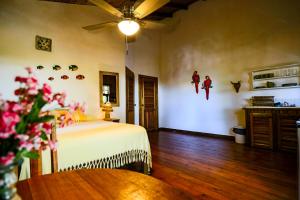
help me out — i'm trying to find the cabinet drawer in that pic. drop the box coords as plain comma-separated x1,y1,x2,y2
250,112,273,149
278,113,299,152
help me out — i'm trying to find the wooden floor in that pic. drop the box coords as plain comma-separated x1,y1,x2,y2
148,130,297,200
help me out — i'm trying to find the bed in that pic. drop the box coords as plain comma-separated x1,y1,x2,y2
20,119,152,180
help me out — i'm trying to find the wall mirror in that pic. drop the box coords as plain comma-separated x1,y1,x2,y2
99,71,119,107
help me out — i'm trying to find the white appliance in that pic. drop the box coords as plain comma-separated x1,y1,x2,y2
297,120,300,200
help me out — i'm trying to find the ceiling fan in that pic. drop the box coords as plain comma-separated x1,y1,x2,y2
83,0,170,36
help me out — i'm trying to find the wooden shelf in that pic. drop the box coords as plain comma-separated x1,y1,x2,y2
253,85,300,90
251,63,300,90
253,75,300,81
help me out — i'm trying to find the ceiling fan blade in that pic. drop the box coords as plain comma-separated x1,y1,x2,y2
82,21,117,31
134,0,170,19
89,0,123,18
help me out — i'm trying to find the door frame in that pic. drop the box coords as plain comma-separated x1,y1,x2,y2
138,74,158,130
126,67,135,124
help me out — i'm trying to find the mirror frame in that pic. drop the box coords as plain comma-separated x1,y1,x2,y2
99,71,120,107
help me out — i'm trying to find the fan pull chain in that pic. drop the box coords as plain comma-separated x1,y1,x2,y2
125,36,129,55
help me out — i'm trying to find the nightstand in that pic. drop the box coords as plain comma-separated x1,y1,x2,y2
104,118,120,123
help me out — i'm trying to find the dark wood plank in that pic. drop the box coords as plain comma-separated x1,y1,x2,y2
149,130,297,200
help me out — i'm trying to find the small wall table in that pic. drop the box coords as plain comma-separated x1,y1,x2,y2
17,169,191,200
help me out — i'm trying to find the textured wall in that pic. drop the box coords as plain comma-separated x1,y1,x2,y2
125,30,161,125
0,0,126,121
159,0,300,135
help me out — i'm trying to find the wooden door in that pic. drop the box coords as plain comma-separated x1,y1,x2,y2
139,75,158,131
126,67,135,124
250,112,273,149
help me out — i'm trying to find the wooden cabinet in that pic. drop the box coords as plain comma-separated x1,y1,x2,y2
245,107,300,152
277,111,299,151
250,112,273,149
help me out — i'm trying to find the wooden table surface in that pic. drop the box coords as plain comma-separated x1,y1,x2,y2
17,169,192,200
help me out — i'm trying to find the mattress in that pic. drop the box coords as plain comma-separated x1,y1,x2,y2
20,120,152,180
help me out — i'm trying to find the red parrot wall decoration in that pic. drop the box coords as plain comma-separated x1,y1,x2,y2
191,71,200,94
202,75,213,100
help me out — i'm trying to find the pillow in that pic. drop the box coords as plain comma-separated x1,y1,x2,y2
50,109,74,127
72,110,87,122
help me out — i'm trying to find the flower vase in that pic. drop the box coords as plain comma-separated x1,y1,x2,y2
0,161,20,200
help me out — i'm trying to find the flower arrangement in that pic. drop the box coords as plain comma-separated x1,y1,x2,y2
0,68,66,166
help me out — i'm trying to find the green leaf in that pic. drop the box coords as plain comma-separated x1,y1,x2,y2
27,93,47,123
40,131,48,141
15,120,27,134
15,150,26,161
23,151,39,159
35,115,54,123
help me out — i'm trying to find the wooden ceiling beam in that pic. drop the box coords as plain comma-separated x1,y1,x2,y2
145,11,173,20
164,2,188,10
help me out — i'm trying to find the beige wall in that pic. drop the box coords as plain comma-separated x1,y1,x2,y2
159,0,300,135
125,30,161,124
0,0,126,121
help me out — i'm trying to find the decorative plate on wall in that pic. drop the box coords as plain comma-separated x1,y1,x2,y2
53,65,61,71
35,35,52,52
36,65,44,70
76,75,85,80
69,65,78,71
48,77,54,81
61,75,69,80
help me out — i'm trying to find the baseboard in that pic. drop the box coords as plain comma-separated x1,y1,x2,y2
158,127,235,141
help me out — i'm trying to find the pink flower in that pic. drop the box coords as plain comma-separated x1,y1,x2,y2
15,134,29,141
0,152,15,166
32,137,41,150
48,140,57,150
18,140,33,151
42,83,52,95
0,111,20,136
26,77,38,89
42,84,52,102
27,124,41,137
3,101,22,113
53,92,66,107
14,88,25,96
15,76,27,83
27,87,38,95
25,67,33,74
0,132,12,139
69,102,86,113
42,122,52,134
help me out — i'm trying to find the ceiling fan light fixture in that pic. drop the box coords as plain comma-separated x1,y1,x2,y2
118,20,140,36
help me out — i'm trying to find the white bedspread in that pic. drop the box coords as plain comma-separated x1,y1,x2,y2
20,120,152,180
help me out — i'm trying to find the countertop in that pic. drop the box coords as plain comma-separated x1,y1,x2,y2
244,106,300,109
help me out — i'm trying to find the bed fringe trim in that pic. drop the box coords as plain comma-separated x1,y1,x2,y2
59,149,152,173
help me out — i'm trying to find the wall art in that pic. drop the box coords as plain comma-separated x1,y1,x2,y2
35,35,52,52
61,75,69,80
48,77,54,81
231,81,241,93
69,65,78,71
76,75,85,80
202,75,213,100
191,71,200,94
36,65,44,70
53,65,61,71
